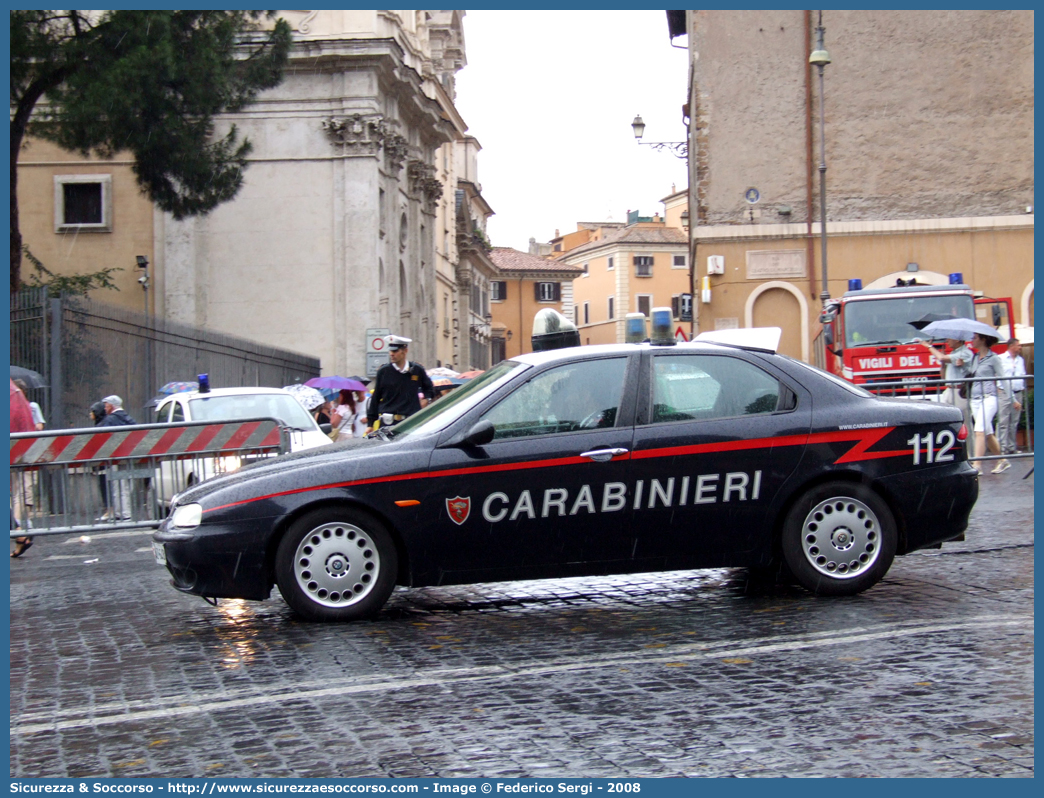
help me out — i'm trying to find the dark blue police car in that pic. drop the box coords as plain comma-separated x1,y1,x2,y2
153,331,977,621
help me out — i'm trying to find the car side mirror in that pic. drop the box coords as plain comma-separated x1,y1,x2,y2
460,419,495,447
320,423,332,434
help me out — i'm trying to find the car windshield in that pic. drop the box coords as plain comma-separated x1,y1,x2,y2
386,360,524,439
189,393,319,430
843,294,975,347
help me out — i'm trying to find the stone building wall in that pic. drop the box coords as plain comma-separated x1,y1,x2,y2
690,9,1034,226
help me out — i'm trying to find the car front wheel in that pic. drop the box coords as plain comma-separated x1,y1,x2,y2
275,508,398,621
781,482,897,596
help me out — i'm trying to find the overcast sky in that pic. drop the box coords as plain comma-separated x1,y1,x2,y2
454,10,689,252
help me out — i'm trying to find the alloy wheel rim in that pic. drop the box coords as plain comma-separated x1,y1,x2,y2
292,522,379,607
800,496,881,579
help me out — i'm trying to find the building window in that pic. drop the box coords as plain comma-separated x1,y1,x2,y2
636,295,653,318
673,254,687,269
491,281,507,301
553,243,562,252
582,262,589,277
399,261,407,305
583,302,590,325
54,175,112,233
634,255,654,277
379,188,386,237
607,256,614,271
608,296,615,320
443,294,450,337
536,282,561,302
671,294,693,321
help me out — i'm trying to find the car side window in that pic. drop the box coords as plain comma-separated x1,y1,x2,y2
480,357,629,440
651,354,780,423
171,402,185,423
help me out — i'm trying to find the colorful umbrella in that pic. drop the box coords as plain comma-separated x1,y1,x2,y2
283,383,326,411
432,377,467,387
158,381,198,395
146,381,200,408
427,367,461,379
458,370,485,379
305,376,368,393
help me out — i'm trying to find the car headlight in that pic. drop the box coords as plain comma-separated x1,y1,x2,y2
171,503,203,529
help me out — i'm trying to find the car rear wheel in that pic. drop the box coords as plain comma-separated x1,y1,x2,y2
275,508,398,621
781,482,897,596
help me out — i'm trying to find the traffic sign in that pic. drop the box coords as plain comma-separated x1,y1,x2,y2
675,326,689,342
366,328,390,353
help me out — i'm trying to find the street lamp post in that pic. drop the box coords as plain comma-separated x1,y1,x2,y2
631,115,688,159
809,13,831,306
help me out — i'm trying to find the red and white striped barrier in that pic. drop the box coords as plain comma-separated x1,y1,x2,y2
10,419,287,466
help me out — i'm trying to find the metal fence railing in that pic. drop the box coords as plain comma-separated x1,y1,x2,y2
10,290,321,430
10,418,290,536
865,373,1033,467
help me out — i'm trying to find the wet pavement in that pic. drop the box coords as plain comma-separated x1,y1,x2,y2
10,461,1033,778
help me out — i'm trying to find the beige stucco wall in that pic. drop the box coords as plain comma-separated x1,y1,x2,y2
695,218,1034,361
17,138,156,312
571,243,691,346
491,278,574,359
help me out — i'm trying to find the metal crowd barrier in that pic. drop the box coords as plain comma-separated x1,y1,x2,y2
10,418,291,537
865,373,1033,467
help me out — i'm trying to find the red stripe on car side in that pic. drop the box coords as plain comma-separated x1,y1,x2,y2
200,427,907,515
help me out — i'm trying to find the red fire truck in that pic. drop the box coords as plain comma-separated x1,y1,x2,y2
817,275,1015,395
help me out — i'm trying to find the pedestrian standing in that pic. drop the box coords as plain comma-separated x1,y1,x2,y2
923,337,972,429
993,338,1026,473
329,390,358,441
352,390,370,437
97,395,138,521
967,334,1005,475
10,380,36,557
13,379,45,431
366,335,435,431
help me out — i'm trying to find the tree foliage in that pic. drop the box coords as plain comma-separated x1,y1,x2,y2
10,10,293,291
21,245,122,298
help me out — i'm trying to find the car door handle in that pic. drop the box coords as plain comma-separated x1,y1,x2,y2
580,447,628,462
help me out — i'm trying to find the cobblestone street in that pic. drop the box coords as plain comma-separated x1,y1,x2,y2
10,463,1033,778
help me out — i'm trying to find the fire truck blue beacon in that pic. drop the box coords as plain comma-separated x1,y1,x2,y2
154,327,978,622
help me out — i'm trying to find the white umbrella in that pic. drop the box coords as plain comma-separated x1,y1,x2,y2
920,317,1006,341
283,383,326,410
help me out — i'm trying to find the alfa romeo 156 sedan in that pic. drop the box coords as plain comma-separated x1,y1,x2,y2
153,330,978,621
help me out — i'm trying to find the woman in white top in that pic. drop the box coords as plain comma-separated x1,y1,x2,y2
329,390,358,442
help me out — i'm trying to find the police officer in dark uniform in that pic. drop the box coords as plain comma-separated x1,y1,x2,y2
367,335,435,432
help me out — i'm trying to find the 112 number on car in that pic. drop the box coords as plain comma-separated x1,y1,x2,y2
907,430,956,465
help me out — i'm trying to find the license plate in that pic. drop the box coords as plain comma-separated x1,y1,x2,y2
152,540,166,565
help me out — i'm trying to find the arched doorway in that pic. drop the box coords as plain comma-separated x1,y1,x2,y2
744,281,810,362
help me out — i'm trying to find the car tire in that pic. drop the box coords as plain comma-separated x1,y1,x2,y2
275,507,398,621
781,481,897,597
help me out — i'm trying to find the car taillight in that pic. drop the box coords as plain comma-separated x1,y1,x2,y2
957,424,968,441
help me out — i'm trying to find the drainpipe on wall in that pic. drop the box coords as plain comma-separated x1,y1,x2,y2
804,9,818,299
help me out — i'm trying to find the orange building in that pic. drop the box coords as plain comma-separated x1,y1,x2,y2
488,248,584,360
559,211,690,346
